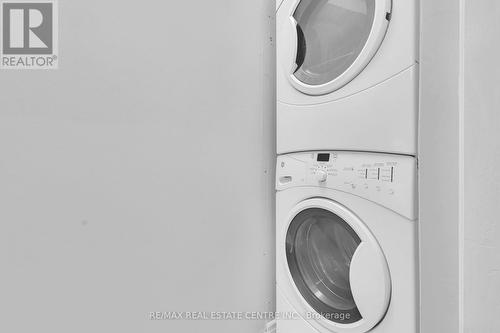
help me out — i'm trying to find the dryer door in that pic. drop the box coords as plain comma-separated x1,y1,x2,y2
280,0,392,95
285,199,391,333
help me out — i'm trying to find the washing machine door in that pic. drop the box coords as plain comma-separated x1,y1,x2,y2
285,198,391,333
279,0,392,95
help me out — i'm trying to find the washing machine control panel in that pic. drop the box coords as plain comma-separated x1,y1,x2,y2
276,152,417,219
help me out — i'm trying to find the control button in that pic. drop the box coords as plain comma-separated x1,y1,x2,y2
279,176,292,185
380,167,393,182
315,170,328,183
368,168,379,180
357,169,367,179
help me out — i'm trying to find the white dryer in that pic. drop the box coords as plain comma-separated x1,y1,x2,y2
276,151,418,333
276,0,419,155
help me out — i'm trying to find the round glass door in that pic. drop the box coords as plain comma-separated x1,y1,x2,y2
283,0,392,95
286,208,362,324
293,0,376,86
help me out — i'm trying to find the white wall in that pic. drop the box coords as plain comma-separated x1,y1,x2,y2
419,0,461,331
463,1,500,332
420,0,500,332
0,1,275,333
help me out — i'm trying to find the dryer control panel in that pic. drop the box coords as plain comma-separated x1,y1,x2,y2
276,152,417,219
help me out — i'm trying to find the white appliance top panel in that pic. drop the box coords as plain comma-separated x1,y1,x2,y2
276,151,417,219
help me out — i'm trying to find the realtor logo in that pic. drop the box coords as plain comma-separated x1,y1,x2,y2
1,0,58,69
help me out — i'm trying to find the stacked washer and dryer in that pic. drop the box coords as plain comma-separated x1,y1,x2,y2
275,1,419,333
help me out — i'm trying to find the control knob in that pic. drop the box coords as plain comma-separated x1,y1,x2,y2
315,170,328,183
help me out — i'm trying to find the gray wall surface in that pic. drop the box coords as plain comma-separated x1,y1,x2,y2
0,1,276,333
419,0,462,331
420,0,500,332
463,1,500,332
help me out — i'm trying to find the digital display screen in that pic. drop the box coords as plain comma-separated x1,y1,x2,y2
317,154,330,162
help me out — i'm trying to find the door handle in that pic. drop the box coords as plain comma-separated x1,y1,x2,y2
288,17,300,74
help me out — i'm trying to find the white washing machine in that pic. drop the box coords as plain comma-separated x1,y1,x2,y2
276,0,419,155
276,151,418,333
